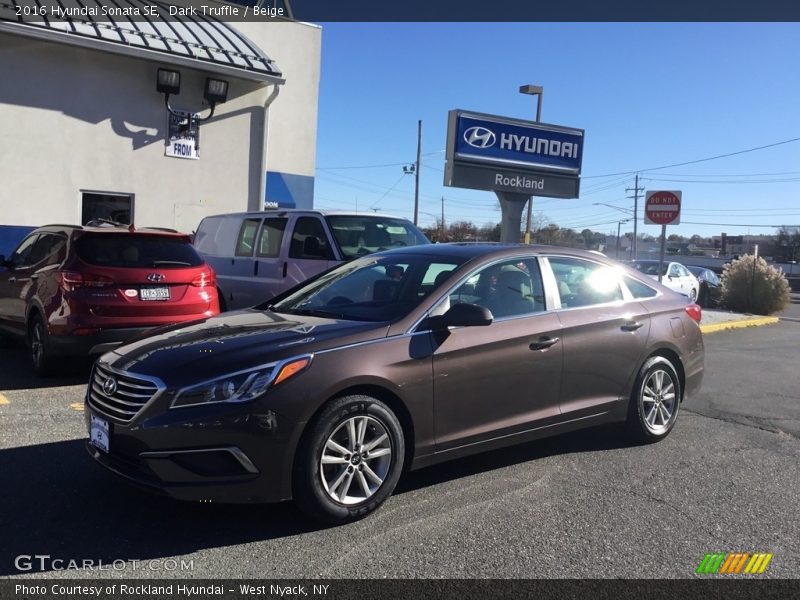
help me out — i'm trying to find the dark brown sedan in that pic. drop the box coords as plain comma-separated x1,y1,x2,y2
85,244,704,523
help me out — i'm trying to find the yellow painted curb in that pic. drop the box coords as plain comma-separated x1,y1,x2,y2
69,402,84,411
700,316,780,334
0,393,9,405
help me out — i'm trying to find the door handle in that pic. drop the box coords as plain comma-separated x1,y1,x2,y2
529,336,559,351
30,274,38,280
254,261,259,276
621,321,643,332
282,262,288,278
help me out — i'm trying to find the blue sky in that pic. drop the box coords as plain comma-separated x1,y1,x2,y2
311,23,800,239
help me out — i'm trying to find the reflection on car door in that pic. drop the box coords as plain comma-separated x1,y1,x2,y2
0,233,40,333
545,256,650,416
227,217,263,309
431,257,563,451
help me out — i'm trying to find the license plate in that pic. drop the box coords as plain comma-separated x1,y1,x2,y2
90,414,110,454
140,286,170,301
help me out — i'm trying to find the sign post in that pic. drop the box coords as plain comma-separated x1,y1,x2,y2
644,190,682,283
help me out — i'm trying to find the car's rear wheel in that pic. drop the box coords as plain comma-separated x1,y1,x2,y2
293,395,404,524
626,356,681,443
28,314,53,376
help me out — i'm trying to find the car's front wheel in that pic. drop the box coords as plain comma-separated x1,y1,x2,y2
293,395,404,524
626,356,681,443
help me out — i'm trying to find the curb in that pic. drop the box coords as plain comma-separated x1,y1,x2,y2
700,316,780,334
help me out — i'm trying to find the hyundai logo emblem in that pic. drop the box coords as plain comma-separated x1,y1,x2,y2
146,273,165,283
463,126,496,149
102,376,118,396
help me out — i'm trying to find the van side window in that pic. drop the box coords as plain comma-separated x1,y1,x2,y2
257,218,287,258
235,218,262,257
289,217,334,260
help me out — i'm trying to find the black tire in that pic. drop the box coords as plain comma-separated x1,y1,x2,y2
626,356,681,444
28,313,54,377
293,395,405,524
216,287,227,312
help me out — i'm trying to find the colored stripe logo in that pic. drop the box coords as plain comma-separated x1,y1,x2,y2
696,552,773,574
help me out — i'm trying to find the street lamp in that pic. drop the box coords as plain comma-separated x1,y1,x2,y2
520,84,543,244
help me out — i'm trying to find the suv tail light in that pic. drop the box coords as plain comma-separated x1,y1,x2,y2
191,270,216,288
685,303,702,323
60,271,115,291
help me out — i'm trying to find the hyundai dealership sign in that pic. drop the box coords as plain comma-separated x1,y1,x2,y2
445,110,584,198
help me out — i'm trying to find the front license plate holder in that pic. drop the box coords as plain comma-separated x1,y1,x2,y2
90,413,110,454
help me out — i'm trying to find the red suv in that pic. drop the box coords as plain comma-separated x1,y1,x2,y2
0,224,219,374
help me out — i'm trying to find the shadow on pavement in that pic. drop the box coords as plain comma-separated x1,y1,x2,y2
0,425,636,575
0,344,93,391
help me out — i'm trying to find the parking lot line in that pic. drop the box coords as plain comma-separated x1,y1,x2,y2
69,402,84,411
0,393,9,405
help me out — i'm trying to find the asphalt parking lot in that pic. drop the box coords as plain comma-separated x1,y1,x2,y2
1,318,799,579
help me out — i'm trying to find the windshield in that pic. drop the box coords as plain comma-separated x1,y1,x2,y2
271,254,463,322
325,215,430,260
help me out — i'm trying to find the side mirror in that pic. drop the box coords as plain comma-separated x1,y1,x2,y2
430,303,493,329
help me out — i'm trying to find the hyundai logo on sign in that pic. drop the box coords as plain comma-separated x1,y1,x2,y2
452,112,584,174
463,127,496,149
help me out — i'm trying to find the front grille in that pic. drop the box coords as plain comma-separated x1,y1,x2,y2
88,362,161,423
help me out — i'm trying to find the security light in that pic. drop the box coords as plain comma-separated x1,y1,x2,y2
204,78,229,105
156,69,181,95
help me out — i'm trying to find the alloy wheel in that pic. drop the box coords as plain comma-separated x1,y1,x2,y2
640,369,677,435
320,415,393,505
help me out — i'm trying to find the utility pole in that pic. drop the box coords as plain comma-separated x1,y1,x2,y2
414,120,422,226
521,85,543,244
440,196,445,242
626,173,644,259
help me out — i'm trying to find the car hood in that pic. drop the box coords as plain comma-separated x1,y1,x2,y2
103,309,389,385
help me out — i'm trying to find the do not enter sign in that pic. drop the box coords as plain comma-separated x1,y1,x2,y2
645,190,681,225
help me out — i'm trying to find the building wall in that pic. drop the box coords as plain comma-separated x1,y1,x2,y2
0,19,320,240
235,20,321,209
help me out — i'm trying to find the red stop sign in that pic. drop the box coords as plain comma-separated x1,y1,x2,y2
645,190,681,225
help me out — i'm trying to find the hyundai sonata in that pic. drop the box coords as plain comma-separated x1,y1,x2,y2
85,244,704,523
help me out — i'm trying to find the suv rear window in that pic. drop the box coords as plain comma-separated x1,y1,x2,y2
75,234,204,268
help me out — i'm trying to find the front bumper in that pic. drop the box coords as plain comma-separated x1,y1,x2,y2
84,396,305,503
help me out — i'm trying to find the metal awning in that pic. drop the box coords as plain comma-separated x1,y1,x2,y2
0,0,284,84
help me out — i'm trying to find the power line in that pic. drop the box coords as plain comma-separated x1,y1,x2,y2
582,136,800,178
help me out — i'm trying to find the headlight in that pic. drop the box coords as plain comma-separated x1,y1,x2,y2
170,355,312,409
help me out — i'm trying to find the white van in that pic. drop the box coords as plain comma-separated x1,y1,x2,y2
194,209,430,310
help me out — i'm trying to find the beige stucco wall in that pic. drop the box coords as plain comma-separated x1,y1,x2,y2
0,19,320,234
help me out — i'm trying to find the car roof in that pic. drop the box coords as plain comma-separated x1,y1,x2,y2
369,242,615,262
204,209,417,221
33,224,190,238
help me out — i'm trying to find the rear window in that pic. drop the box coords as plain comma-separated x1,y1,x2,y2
75,234,204,268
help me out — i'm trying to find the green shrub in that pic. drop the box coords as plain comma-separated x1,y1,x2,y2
721,255,790,315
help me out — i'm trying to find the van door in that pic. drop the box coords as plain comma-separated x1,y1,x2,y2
227,217,263,310
283,216,337,291
250,216,289,303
